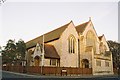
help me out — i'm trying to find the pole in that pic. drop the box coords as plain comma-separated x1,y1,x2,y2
43,34,44,66
41,34,44,75
41,55,42,74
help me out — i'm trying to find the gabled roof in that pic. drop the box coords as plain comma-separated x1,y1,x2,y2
28,44,60,59
75,21,89,34
26,21,71,49
26,20,91,49
44,44,60,59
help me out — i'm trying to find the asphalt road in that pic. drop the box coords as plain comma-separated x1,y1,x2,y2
2,70,42,79
2,70,120,80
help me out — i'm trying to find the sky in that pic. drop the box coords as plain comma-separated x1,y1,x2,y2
0,1,118,47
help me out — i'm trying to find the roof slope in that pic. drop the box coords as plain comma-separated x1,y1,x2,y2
26,22,71,49
98,34,104,41
27,44,60,59
44,44,60,59
75,21,89,34
26,20,90,49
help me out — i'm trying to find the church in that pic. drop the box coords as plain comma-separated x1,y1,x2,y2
25,18,113,75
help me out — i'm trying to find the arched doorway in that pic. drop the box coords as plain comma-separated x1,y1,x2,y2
82,59,89,68
34,56,40,66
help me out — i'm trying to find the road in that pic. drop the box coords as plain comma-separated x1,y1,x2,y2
2,70,120,80
2,70,37,78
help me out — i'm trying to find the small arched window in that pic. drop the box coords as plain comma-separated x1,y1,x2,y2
68,35,76,53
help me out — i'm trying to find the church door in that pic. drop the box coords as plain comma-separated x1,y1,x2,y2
34,56,40,66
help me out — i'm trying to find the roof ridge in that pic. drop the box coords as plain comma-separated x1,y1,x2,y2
44,21,71,35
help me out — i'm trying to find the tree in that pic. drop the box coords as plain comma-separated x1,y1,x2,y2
107,40,120,68
2,39,26,65
2,39,16,64
16,39,26,60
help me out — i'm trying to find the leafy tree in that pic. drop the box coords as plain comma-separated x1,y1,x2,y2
2,39,16,64
2,39,26,65
107,40,120,68
16,39,26,60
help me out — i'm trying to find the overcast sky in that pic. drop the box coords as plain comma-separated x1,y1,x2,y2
0,1,118,47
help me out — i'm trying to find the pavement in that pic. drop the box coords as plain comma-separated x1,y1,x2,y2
2,70,120,80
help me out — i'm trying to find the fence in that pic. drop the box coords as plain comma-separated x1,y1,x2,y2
2,66,92,76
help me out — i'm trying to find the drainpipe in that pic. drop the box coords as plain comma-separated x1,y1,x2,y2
91,48,94,75
78,39,80,68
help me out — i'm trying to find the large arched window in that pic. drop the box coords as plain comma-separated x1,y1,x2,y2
68,35,76,53
86,31,96,53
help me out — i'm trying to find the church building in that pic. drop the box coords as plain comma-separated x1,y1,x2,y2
25,18,113,75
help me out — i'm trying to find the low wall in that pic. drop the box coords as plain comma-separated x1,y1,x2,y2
2,66,92,76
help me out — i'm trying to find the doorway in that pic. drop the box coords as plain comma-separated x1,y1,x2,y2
34,56,40,66
82,59,89,68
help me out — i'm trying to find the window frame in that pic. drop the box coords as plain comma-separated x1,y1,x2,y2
96,60,101,66
50,59,56,66
105,61,109,67
68,35,76,54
